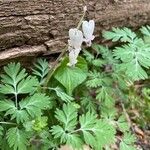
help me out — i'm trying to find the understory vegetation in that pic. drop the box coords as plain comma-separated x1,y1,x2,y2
0,6,150,149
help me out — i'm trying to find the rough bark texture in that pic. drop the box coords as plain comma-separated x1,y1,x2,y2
0,0,150,64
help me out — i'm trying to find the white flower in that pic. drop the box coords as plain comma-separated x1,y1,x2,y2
68,28,83,50
68,49,78,67
82,20,95,46
68,28,83,66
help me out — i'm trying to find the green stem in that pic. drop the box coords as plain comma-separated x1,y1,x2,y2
70,128,81,134
44,46,68,88
15,93,18,108
44,7,87,88
0,121,17,125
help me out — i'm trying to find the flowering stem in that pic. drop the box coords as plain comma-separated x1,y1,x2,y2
44,46,67,88
44,7,87,88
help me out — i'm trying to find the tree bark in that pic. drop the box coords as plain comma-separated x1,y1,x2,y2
0,0,150,64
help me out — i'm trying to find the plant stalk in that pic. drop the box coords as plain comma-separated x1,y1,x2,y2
44,7,87,88
0,121,17,125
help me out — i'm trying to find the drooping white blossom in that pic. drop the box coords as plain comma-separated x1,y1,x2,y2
68,28,83,66
82,20,95,46
68,49,78,66
68,28,83,50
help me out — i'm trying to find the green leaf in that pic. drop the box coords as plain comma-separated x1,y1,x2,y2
79,111,97,147
51,125,83,148
96,86,115,107
51,103,82,149
120,132,136,150
80,111,97,130
114,39,150,80
53,87,74,102
83,49,94,63
0,100,29,123
32,58,49,84
54,103,78,131
86,71,105,88
0,62,39,95
20,93,51,118
92,59,105,67
6,127,28,150
103,27,136,42
32,116,48,131
95,120,116,149
0,93,50,123
81,97,97,112
140,25,150,36
79,112,116,149
54,57,88,95
0,126,3,137
117,115,130,132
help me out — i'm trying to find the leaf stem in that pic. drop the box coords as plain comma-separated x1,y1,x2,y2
70,128,81,134
0,121,17,125
15,93,18,108
116,88,135,132
44,7,87,88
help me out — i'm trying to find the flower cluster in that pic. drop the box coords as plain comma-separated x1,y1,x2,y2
68,20,95,66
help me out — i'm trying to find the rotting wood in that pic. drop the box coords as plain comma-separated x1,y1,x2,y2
0,0,149,62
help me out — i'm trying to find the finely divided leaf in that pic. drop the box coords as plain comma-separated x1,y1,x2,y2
103,27,136,42
140,25,150,36
0,93,51,123
95,120,116,149
120,132,136,150
51,103,82,148
54,103,78,131
114,40,150,80
79,112,116,149
117,115,130,133
20,93,51,118
32,58,49,84
53,87,74,102
0,62,39,95
6,127,28,150
0,100,29,123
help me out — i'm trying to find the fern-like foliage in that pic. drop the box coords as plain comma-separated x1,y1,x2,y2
103,27,150,81
6,127,28,150
0,62,39,95
50,87,74,102
86,70,115,107
32,58,49,84
81,96,97,112
92,44,115,64
86,71,104,88
51,103,116,149
120,132,136,150
140,25,150,36
0,93,50,123
103,27,136,42
80,112,116,150
114,39,150,80
51,103,82,148
20,93,51,118
117,115,130,133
